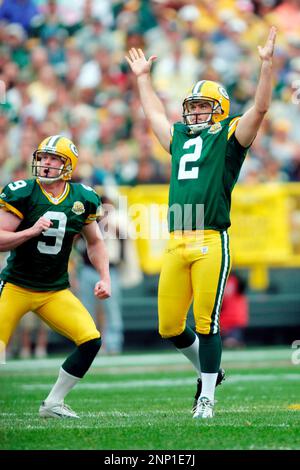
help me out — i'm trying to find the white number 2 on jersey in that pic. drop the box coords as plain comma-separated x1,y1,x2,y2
178,135,203,180
37,211,67,255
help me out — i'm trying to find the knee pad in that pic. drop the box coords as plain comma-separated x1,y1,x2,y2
63,337,102,378
163,327,196,349
79,337,102,355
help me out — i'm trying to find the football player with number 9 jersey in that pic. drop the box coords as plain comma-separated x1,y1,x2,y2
0,135,111,419
126,27,277,419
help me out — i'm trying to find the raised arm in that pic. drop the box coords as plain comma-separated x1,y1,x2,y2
235,26,277,148
125,48,171,152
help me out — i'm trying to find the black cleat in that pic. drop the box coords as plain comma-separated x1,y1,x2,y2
192,368,226,411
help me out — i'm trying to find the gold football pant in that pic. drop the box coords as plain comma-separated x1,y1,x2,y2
0,282,100,347
158,230,231,337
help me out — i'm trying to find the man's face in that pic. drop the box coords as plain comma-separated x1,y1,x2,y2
186,100,213,124
38,153,64,179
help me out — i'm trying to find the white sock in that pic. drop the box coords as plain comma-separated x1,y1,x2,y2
200,372,218,402
177,335,201,377
44,367,80,404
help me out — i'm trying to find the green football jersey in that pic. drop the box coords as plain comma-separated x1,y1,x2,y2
0,179,101,291
168,116,248,232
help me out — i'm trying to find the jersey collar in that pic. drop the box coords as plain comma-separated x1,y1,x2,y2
37,179,70,205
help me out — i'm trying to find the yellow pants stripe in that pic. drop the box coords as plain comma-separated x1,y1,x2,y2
210,231,231,334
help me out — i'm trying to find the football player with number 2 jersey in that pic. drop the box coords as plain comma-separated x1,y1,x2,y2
0,135,111,418
126,27,277,418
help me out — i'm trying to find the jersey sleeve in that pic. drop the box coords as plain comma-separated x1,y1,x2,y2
226,116,249,170
0,180,32,220
227,116,241,141
84,189,102,224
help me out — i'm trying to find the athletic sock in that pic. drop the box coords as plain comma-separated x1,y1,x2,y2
44,338,101,404
198,332,222,373
44,367,80,404
168,327,201,376
198,332,222,402
200,372,218,402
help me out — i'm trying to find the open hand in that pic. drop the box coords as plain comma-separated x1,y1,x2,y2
258,26,277,62
125,48,157,77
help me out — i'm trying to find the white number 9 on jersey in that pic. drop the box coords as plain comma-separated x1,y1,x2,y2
37,211,67,255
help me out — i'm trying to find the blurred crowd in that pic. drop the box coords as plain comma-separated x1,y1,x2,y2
1,0,300,189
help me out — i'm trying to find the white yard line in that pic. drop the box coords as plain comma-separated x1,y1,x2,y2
19,374,299,391
1,348,294,372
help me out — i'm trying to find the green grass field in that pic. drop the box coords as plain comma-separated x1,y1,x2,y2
0,347,299,450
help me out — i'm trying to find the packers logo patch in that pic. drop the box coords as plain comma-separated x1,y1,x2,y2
208,122,222,134
72,201,85,215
